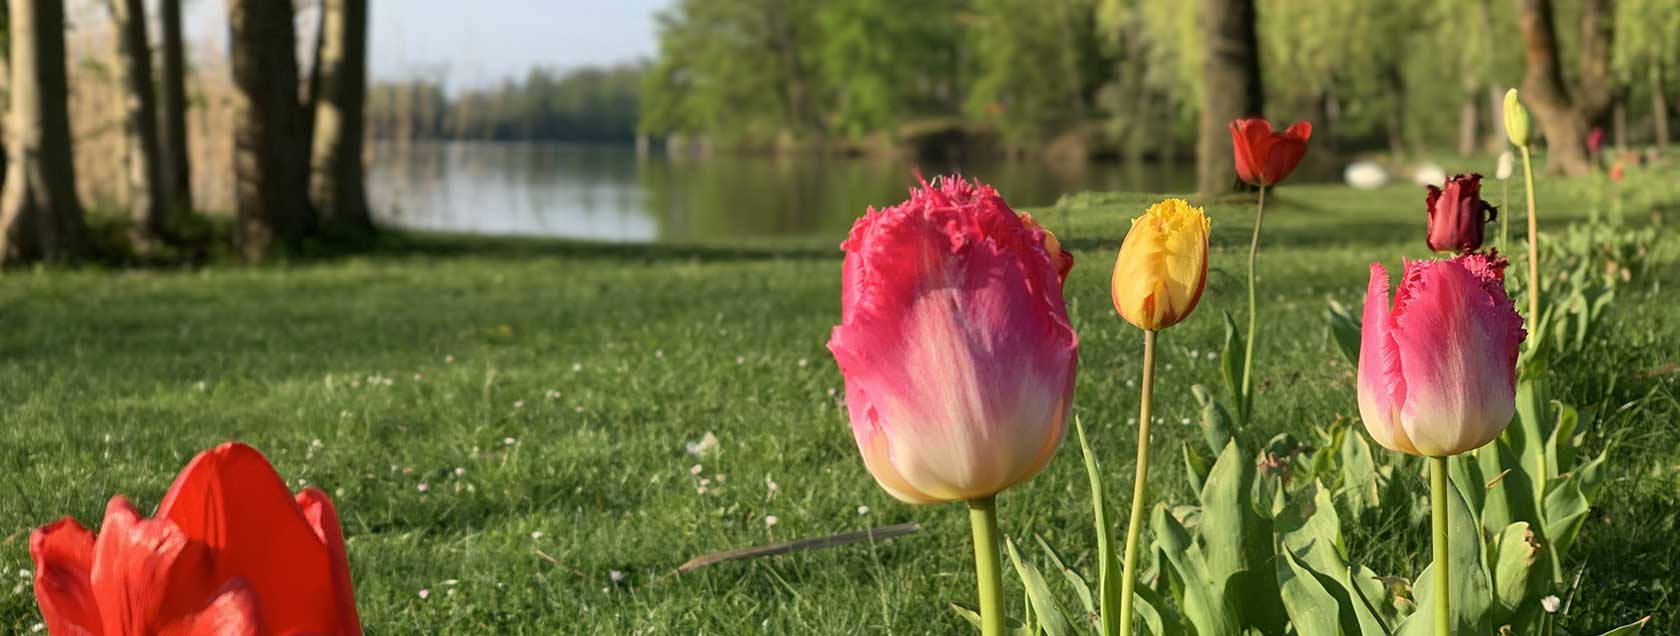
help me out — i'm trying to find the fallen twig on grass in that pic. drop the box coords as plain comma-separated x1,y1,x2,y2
660,522,921,581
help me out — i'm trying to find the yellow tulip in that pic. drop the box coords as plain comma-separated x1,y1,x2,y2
1111,198,1211,331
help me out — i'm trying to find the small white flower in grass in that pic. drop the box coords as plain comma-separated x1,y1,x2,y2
857,505,870,515
736,356,745,364
574,406,584,413
797,358,808,368
418,589,430,599
572,363,583,372
1166,364,1174,371
454,467,466,477
714,474,726,483
690,464,703,475
414,373,423,381
696,486,708,495
19,569,32,578
655,349,664,358
531,531,544,540
193,381,207,392
1127,379,1136,388
700,478,711,487
297,479,308,487
443,579,459,586
340,410,352,419
445,355,455,363
547,390,561,400
686,432,719,457
32,623,45,633
513,400,525,409
1206,351,1217,360
503,437,517,446
1541,595,1561,613
610,570,625,583
417,483,429,493
1181,418,1190,425
764,515,779,527
827,387,837,397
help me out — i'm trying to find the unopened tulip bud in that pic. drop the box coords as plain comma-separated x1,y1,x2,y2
1504,89,1530,149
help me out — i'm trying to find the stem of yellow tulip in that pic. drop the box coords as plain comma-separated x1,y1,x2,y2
1431,455,1451,636
1242,186,1266,422
967,496,1005,636
1520,145,1540,339
1117,329,1157,636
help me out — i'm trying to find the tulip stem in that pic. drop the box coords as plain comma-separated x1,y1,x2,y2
1520,145,1540,340
1500,179,1509,253
967,496,1005,636
1242,186,1266,422
1431,456,1451,636
1117,329,1158,636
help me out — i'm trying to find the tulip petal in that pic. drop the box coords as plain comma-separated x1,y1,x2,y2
160,580,265,636
1391,259,1522,455
31,518,101,636
1357,263,1420,455
156,443,344,636
829,179,1075,503
296,489,364,636
92,497,219,635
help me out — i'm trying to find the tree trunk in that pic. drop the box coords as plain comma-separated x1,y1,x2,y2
309,0,372,229
1612,96,1627,150
1486,84,1508,153
1384,65,1408,158
0,0,88,262
1653,64,1670,150
1516,0,1591,175
227,0,314,261
108,0,169,246
1575,0,1615,127
1195,0,1263,194
1457,95,1479,157
158,0,193,215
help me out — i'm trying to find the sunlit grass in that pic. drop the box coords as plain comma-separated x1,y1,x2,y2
1,175,1676,634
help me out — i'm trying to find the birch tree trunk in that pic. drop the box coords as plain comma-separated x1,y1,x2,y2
0,0,88,262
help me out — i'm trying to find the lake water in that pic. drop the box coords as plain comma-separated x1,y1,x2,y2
366,142,1198,243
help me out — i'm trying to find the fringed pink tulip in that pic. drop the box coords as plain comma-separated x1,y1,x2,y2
827,175,1077,504
1357,254,1526,457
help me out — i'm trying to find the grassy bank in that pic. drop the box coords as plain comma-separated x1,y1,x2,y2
1,177,1676,634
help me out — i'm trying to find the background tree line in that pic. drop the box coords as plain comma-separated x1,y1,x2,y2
366,64,642,143
638,0,1680,187
0,0,371,264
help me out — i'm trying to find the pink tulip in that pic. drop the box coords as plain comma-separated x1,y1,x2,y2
827,176,1077,504
1357,254,1526,456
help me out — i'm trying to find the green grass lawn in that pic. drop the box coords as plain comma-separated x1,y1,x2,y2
2,176,1676,634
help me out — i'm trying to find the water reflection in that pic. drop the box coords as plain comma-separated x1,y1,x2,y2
367,142,1198,243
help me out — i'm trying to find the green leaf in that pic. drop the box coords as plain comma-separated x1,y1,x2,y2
1199,441,1283,634
951,602,1031,636
1546,401,1581,479
1076,417,1123,636
1218,311,1249,424
1338,427,1379,520
1487,522,1547,627
1542,476,1590,556
1130,584,1186,636
1184,443,1209,498
1150,504,1239,636
1325,298,1361,367
1036,536,1097,627
1593,616,1653,636
1192,384,1235,457
1276,545,1347,636
1007,537,1076,636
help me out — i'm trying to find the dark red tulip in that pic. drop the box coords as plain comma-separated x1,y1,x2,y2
1587,127,1605,156
1229,118,1312,187
1425,173,1498,253
30,443,362,636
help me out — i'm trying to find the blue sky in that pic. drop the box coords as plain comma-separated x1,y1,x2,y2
185,0,671,93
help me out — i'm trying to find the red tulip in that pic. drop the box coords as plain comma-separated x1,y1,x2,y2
1587,127,1605,156
1229,118,1312,187
1425,173,1497,253
30,443,361,636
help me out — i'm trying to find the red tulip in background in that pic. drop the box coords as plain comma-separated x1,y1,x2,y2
1587,127,1605,156
1425,173,1498,253
1229,118,1312,187
30,442,361,636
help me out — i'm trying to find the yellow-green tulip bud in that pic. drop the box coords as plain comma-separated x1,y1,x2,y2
1504,89,1530,149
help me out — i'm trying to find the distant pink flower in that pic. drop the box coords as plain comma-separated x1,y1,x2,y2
1358,254,1525,456
1587,127,1606,156
827,176,1077,503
